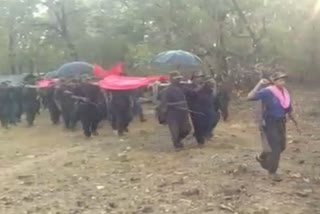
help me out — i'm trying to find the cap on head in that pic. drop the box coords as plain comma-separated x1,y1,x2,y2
271,72,288,81
205,77,215,83
191,71,205,80
203,75,215,85
169,71,183,80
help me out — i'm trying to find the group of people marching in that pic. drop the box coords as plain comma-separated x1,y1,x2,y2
44,77,148,138
0,69,299,182
0,80,40,128
157,70,299,182
0,76,145,138
157,71,227,150
0,71,228,142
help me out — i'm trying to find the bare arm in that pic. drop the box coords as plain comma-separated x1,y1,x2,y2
247,82,262,100
247,79,269,100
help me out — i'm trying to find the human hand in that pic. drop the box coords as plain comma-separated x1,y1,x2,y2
259,78,270,85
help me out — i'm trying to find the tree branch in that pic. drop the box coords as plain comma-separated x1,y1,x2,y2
33,23,62,34
66,8,90,16
231,32,251,38
230,0,259,47
256,17,267,42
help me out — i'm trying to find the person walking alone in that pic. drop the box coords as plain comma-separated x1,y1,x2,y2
247,72,299,182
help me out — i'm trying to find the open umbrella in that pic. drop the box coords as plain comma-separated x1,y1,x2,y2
151,50,202,69
151,50,203,80
56,61,93,78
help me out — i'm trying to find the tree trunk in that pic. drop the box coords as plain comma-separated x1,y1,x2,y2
231,0,261,62
65,38,78,61
217,13,228,76
59,4,78,61
8,28,16,74
29,58,35,74
51,2,78,61
308,23,319,82
39,1,79,61
163,0,175,47
17,63,23,74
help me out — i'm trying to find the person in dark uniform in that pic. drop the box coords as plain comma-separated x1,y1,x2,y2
44,86,61,124
40,89,48,110
184,71,205,144
5,85,20,125
101,89,112,122
184,77,220,146
205,78,221,140
74,81,105,138
110,90,133,137
15,87,23,122
199,77,221,140
0,83,10,128
158,71,191,150
54,79,78,129
22,85,40,126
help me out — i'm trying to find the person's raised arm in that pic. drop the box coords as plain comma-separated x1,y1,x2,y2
247,79,270,100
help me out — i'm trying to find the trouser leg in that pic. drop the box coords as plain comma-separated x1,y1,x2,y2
264,119,286,174
168,121,184,149
26,109,36,126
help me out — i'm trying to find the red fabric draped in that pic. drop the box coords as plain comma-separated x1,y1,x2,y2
36,79,59,88
38,62,168,90
93,63,123,78
99,75,168,90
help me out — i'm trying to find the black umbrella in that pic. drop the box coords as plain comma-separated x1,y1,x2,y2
56,61,93,78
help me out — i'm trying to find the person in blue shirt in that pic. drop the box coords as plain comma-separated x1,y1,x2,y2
247,72,299,182
254,71,273,163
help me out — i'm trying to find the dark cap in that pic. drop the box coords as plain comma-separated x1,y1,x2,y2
203,75,215,83
191,71,205,79
169,71,183,80
271,72,288,81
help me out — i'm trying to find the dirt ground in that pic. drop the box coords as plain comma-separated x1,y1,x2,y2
0,86,320,214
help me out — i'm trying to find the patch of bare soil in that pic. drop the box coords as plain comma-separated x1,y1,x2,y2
0,86,319,214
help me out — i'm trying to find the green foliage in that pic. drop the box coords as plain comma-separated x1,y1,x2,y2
0,0,318,78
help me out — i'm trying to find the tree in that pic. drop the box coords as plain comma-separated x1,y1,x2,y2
0,0,319,82
0,0,39,74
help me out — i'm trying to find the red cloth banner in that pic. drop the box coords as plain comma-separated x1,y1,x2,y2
99,75,168,90
93,63,123,78
36,79,59,88
38,61,168,90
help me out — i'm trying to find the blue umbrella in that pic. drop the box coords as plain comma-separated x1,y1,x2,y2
151,50,202,68
56,61,93,78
